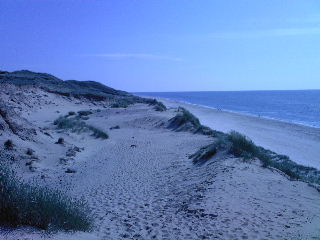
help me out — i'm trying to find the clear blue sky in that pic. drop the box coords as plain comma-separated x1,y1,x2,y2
1,0,320,92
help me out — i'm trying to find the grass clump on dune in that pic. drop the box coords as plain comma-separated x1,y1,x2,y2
227,131,320,182
0,164,93,231
144,99,167,112
190,130,320,184
168,107,220,136
110,98,135,108
54,115,108,139
227,131,258,159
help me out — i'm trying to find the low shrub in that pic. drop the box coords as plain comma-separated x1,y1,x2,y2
4,140,13,150
0,164,93,231
55,137,64,144
68,111,76,116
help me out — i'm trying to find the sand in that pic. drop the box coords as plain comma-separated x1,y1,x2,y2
1,88,320,240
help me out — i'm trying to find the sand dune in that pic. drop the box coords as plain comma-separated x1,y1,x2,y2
1,85,320,239
159,98,320,169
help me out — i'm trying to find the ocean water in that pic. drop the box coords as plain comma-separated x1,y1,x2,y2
137,90,320,128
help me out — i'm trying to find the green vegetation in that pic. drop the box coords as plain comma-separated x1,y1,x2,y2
144,99,167,112
0,164,92,231
190,130,320,184
227,131,257,159
167,107,220,136
54,115,108,139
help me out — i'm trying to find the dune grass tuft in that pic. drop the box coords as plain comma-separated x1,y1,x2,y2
190,130,320,184
144,99,167,112
227,131,257,159
168,107,221,136
54,115,108,139
0,164,93,231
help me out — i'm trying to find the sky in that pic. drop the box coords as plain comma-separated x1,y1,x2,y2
1,0,320,92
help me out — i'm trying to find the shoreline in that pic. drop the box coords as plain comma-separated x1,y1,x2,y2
152,96,320,170
137,95,320,130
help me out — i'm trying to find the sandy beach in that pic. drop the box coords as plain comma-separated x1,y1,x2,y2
158,98,320,170
1,84,320,239
3,1,320,239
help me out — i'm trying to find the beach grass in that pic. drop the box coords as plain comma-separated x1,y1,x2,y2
143,99,167,112
54,115,108,139
168,107,220,136
190,130,320,184
0,164,93,231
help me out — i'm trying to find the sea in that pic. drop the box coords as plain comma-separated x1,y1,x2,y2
136,90,320,128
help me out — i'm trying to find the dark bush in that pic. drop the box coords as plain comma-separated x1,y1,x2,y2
55,137,64,145
0,165,93,231
4,140,13,150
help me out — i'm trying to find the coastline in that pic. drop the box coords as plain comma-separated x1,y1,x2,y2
155,97,320,169
1,84,320,239
136,94,320,129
